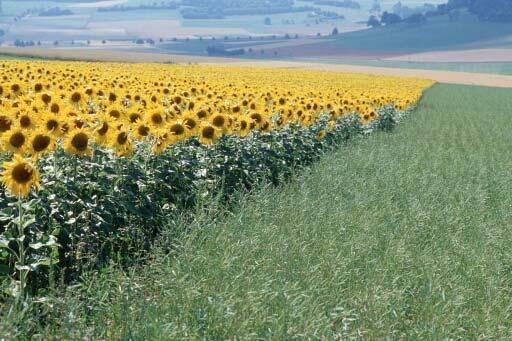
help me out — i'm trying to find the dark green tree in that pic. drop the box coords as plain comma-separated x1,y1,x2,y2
367,15,381,27
381,11,402,25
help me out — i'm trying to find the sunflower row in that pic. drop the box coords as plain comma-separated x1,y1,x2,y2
0,60,434,197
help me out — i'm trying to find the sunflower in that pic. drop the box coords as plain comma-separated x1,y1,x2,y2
210,113,229,133
316,130,326,141
182,112,199,134
9,83,22,96
361,113,371,125
105,104,124,120
28,129,55,158
64,128,92,157
147,109,166,129
109,129,133,157
48,100,64,115
0,115,12,133
169,121,187,143
237,117,251,137
128,111,142,124
2,154,40,198
94,121,109,147
39,112,66,138
195,109,208,120
33,82,44,93
133,122,151,141
260,120,271,133
17,112,36,130
249,112,263,127
2,128,28,154
69,90,86,107
39,93,53,106
199,123,219,145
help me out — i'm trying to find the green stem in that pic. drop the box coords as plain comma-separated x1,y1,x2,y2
17,195,27,302
74,156,78,181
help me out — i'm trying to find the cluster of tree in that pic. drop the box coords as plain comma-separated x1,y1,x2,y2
98,2,178,12
14,39,36,47
135,38,156,45
206,45,245,56
428,0,512,22
458,0,511,21
367,10,428,27
311,0,360,10
392,2,436,19
368,0,512,28
39,7,74,16
367,1,438,28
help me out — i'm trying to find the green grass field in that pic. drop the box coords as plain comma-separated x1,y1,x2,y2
3,84,512,338
324,12,512,52
294,58,512,76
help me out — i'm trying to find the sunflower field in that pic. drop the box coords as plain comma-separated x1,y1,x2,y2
0,60,433,298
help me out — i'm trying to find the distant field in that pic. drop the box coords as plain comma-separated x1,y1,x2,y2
150,11,512,64
251,11,512,60
0,0,352,40
295,58,512,76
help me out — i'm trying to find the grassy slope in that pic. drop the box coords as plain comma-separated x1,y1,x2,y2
324,12,512,52
4,84,512,338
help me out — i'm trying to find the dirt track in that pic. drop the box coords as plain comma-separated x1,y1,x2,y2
2,47,512,88
386,48,512,63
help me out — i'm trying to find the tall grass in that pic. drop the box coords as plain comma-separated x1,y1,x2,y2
2,84,512,339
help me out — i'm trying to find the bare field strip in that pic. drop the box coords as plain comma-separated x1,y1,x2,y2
386,48,512,63
1,47,512,88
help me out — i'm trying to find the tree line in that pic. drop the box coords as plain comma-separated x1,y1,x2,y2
440,0,512,21
367,0,512,28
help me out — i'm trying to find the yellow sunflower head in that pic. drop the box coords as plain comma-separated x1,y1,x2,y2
17,112,36,130
199,123,219,145
133,122,151,141
2,154,40,198
69,90,86,107
147,109,166,128
236,117,251,137
28,128,55,159
94,119,111,146
64,128,92,157
40,112,63,137
0,115,13,134
169,121,187,143
2,127,28,154
108,129,133,157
